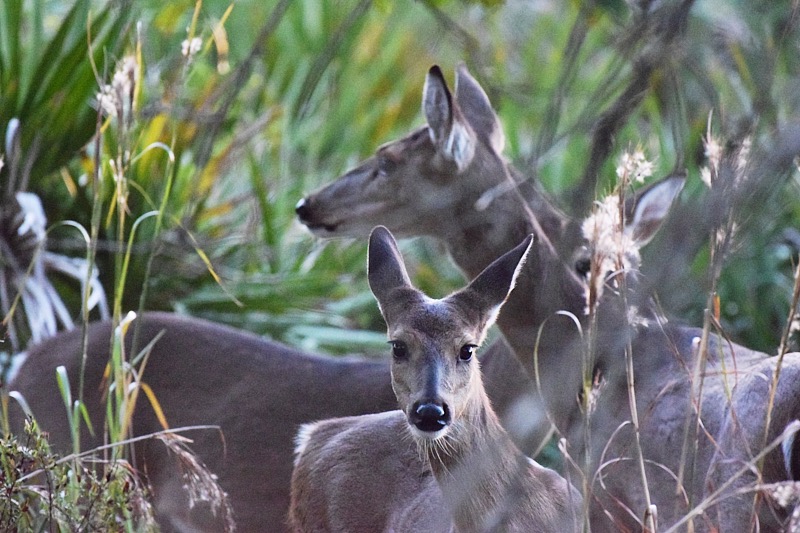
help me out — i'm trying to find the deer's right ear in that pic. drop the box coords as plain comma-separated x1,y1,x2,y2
423,65,476,172
368,226,413,306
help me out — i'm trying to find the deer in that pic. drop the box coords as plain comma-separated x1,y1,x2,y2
7,310,542,531
296,64,800,531
8,63,797,531
289,226,582,532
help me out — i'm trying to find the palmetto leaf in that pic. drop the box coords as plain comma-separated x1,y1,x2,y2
0,0,132,197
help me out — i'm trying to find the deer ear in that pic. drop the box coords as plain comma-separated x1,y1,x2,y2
423,65,476,171
454,63,504,154
453,235,533,331
625,173,686,246
368,226,413,307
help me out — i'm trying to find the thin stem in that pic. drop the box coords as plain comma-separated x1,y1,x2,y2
582,312,596,527
759,257,800,490
625,339,656,530
675,245,715,522
617,180,654,530
665,421,800,533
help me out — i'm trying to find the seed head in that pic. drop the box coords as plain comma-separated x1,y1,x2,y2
616,148,654,184
182,37,202,59
96,55,139,122
701,112,723,188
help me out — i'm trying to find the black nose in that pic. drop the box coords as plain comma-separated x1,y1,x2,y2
410,402,450,433
295,198,311,221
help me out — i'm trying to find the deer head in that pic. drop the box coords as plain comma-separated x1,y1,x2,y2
296,65,510,240
367,225,532,440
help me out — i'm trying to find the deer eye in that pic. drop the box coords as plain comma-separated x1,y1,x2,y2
459,344,477,362
573,246,592,277
574,256,591,277
389,340,408,360
377,154,396,177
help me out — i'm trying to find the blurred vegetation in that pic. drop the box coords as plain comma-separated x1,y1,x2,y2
1,0,799,354
0,0,798,528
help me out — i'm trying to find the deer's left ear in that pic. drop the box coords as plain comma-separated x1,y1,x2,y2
452,235,533,331
626,173,686,246
423,65,476,172
368,226,413,309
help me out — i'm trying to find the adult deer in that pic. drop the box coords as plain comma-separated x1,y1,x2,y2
296,64,800,531
289,226,582,532
7,315,536,531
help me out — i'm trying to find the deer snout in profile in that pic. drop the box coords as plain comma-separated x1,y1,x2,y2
294,197,311,221
294,197,339,234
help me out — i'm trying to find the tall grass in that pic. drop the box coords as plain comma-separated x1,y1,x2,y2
0,1,238,528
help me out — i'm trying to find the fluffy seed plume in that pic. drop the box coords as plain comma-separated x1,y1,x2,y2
737,136,751,173
583,195,641,273
616,148,654,184
582,146,656,313
182,37,202,58
701,112,723,188
581,192,643,314
96,55,139,123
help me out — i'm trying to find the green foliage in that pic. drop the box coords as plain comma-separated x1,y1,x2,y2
0,0,132,200
0,0,134,353
0,418,157,531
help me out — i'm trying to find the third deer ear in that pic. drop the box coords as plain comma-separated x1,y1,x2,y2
454,63,505,154
625,172,686,246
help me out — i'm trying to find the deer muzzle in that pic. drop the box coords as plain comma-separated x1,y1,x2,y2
410,401,451,434
295,197,340,234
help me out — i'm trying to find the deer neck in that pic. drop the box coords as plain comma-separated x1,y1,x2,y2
419,383,532,532
441,162,586,420
441,158,569,278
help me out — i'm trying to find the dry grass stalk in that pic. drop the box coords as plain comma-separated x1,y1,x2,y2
582,146,657,530
158,432,236,532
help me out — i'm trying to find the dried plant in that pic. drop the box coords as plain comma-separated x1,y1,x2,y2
581,146,659,530
158,432,236,532
0,418,157,530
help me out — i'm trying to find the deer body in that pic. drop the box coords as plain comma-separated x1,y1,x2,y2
297,65,800,531
7,311,537,532
289,411,451,533
289,227,582,533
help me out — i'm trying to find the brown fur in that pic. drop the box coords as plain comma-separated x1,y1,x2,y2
298,64,800,531
289,228,582,532
8,312,538,532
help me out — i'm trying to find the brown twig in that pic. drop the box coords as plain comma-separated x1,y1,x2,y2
567,0,696,214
